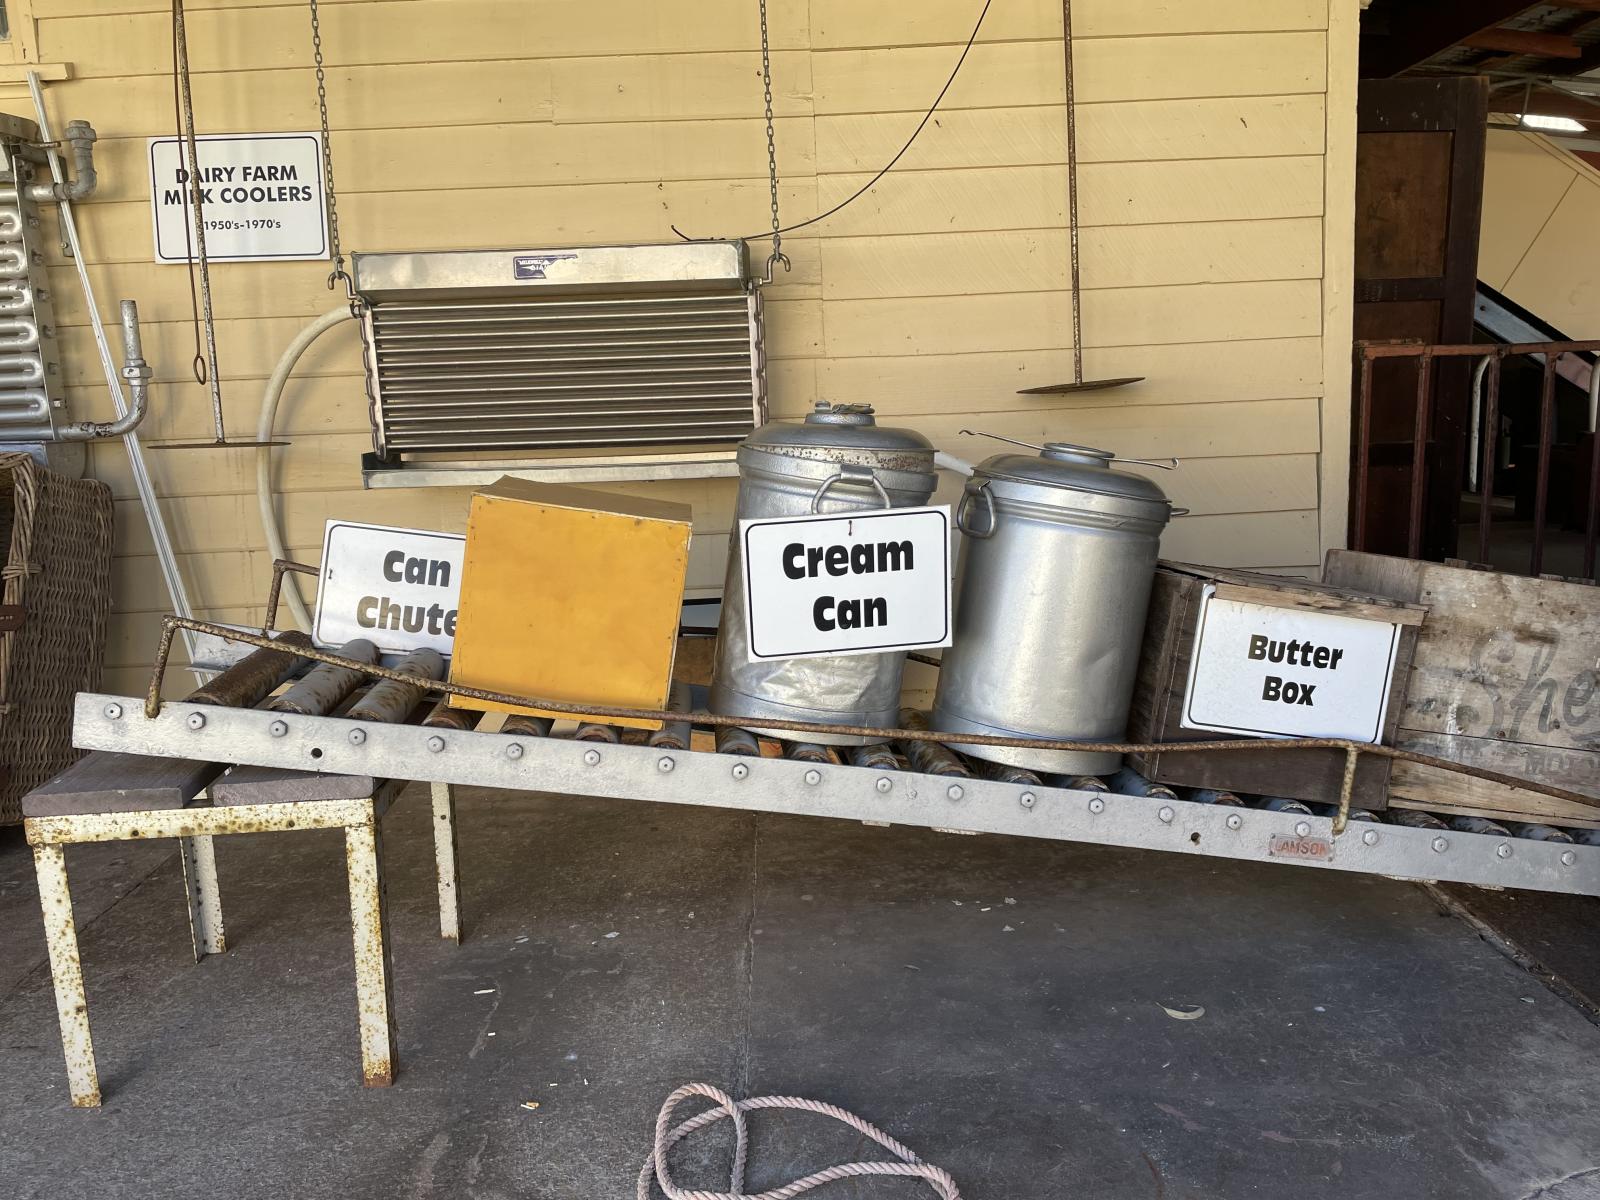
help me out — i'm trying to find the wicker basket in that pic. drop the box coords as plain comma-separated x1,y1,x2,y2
0,452,113,824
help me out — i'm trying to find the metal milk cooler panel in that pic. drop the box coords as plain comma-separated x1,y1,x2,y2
711,403,937,744
931,441,1178,775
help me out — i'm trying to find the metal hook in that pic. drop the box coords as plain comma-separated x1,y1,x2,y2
958,429,1045,451
1112,456,1180,471
758,249,792,287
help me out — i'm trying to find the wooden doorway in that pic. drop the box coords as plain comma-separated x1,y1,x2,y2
1351,76,1487,560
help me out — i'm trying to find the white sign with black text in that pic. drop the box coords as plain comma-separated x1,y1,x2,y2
1180,585,1402,743
313,521,464,658
148,131,328,263
741,506,952,660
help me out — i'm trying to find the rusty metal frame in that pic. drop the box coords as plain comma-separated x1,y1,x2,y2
24,790,404,1108
1354,338,1600,577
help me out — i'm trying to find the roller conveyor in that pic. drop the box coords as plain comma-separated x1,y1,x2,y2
69,680,1600,899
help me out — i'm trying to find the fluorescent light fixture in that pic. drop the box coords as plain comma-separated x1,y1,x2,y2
1519,113,1586,133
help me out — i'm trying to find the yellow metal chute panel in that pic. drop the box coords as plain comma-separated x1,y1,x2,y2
447,477,691,729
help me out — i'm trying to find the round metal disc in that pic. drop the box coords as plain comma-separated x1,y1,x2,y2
1017,377,1145,395
146,439,291,450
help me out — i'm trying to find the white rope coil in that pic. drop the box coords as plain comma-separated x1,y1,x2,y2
638,1083,960,1200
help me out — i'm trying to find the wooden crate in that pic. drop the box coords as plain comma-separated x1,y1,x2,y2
1324,551,1600,828
1127,563,1425,808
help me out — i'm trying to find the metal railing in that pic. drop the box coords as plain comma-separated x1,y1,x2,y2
1354,338,1600,576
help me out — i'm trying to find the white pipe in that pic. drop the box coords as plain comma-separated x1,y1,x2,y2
256,307,354,631
1591,353,1600,436
934,450,975,476
27,70,202,659
1468,357,1490,493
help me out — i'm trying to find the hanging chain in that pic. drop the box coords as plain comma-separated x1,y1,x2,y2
757,0,789,285
309,0,354,299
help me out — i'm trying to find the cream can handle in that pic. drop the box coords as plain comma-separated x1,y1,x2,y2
809,465,892,514
956,478,997,539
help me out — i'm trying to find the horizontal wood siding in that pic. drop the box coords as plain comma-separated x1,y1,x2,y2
14,0,1348,675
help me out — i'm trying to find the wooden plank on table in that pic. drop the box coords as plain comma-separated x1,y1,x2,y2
22,751,221,816
212,764,382,806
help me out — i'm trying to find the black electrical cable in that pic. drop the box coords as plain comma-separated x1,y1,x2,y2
672,0,994,244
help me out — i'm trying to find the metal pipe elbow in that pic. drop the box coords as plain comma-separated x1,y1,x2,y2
26,120,98,203
60,299,148,441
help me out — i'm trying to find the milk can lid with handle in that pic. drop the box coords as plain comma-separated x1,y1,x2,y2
739,402,937,485
960,436,1181,532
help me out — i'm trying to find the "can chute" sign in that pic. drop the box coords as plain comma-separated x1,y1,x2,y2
313,521,464,658
1180,586,1402,742
740,507,952,660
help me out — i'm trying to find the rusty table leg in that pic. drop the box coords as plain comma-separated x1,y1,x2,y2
179,826,226,960
32,841,100,1108
343,807,396,1087
430,781,462,943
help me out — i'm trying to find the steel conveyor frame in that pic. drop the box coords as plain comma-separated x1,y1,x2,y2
71,692,1600,899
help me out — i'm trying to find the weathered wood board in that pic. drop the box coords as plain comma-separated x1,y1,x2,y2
1127,562,1423,807
1323,550,1600,825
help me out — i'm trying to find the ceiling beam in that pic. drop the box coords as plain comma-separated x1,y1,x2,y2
1461,29,1583,57
1360,0,1539,76
1486,86,1600,121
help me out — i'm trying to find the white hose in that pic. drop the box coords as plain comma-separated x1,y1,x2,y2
257,307,355,631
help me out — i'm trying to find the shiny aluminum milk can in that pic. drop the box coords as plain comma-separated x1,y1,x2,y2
931,442,1179,774
711,402,937,744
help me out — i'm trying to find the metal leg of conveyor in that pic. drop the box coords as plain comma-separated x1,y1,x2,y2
430,781,462,943
179,830,226,960
31,841,100,1108
344,805,396,1088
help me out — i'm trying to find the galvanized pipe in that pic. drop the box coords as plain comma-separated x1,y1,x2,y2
272,638,377,716
648,684,694,751
347,648,443,724
422,699,478,731
849,743,899,771
503,712,555,739
187,631,312,709
715,725,760,756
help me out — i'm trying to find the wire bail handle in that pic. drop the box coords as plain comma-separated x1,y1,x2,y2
957,429,1180,470
956,478,997,539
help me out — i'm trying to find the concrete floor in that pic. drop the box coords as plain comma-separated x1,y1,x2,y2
3,786,1600,1199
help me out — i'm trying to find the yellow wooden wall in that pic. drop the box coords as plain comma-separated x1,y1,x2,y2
1480,127,1600,339
11,0,1359,690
